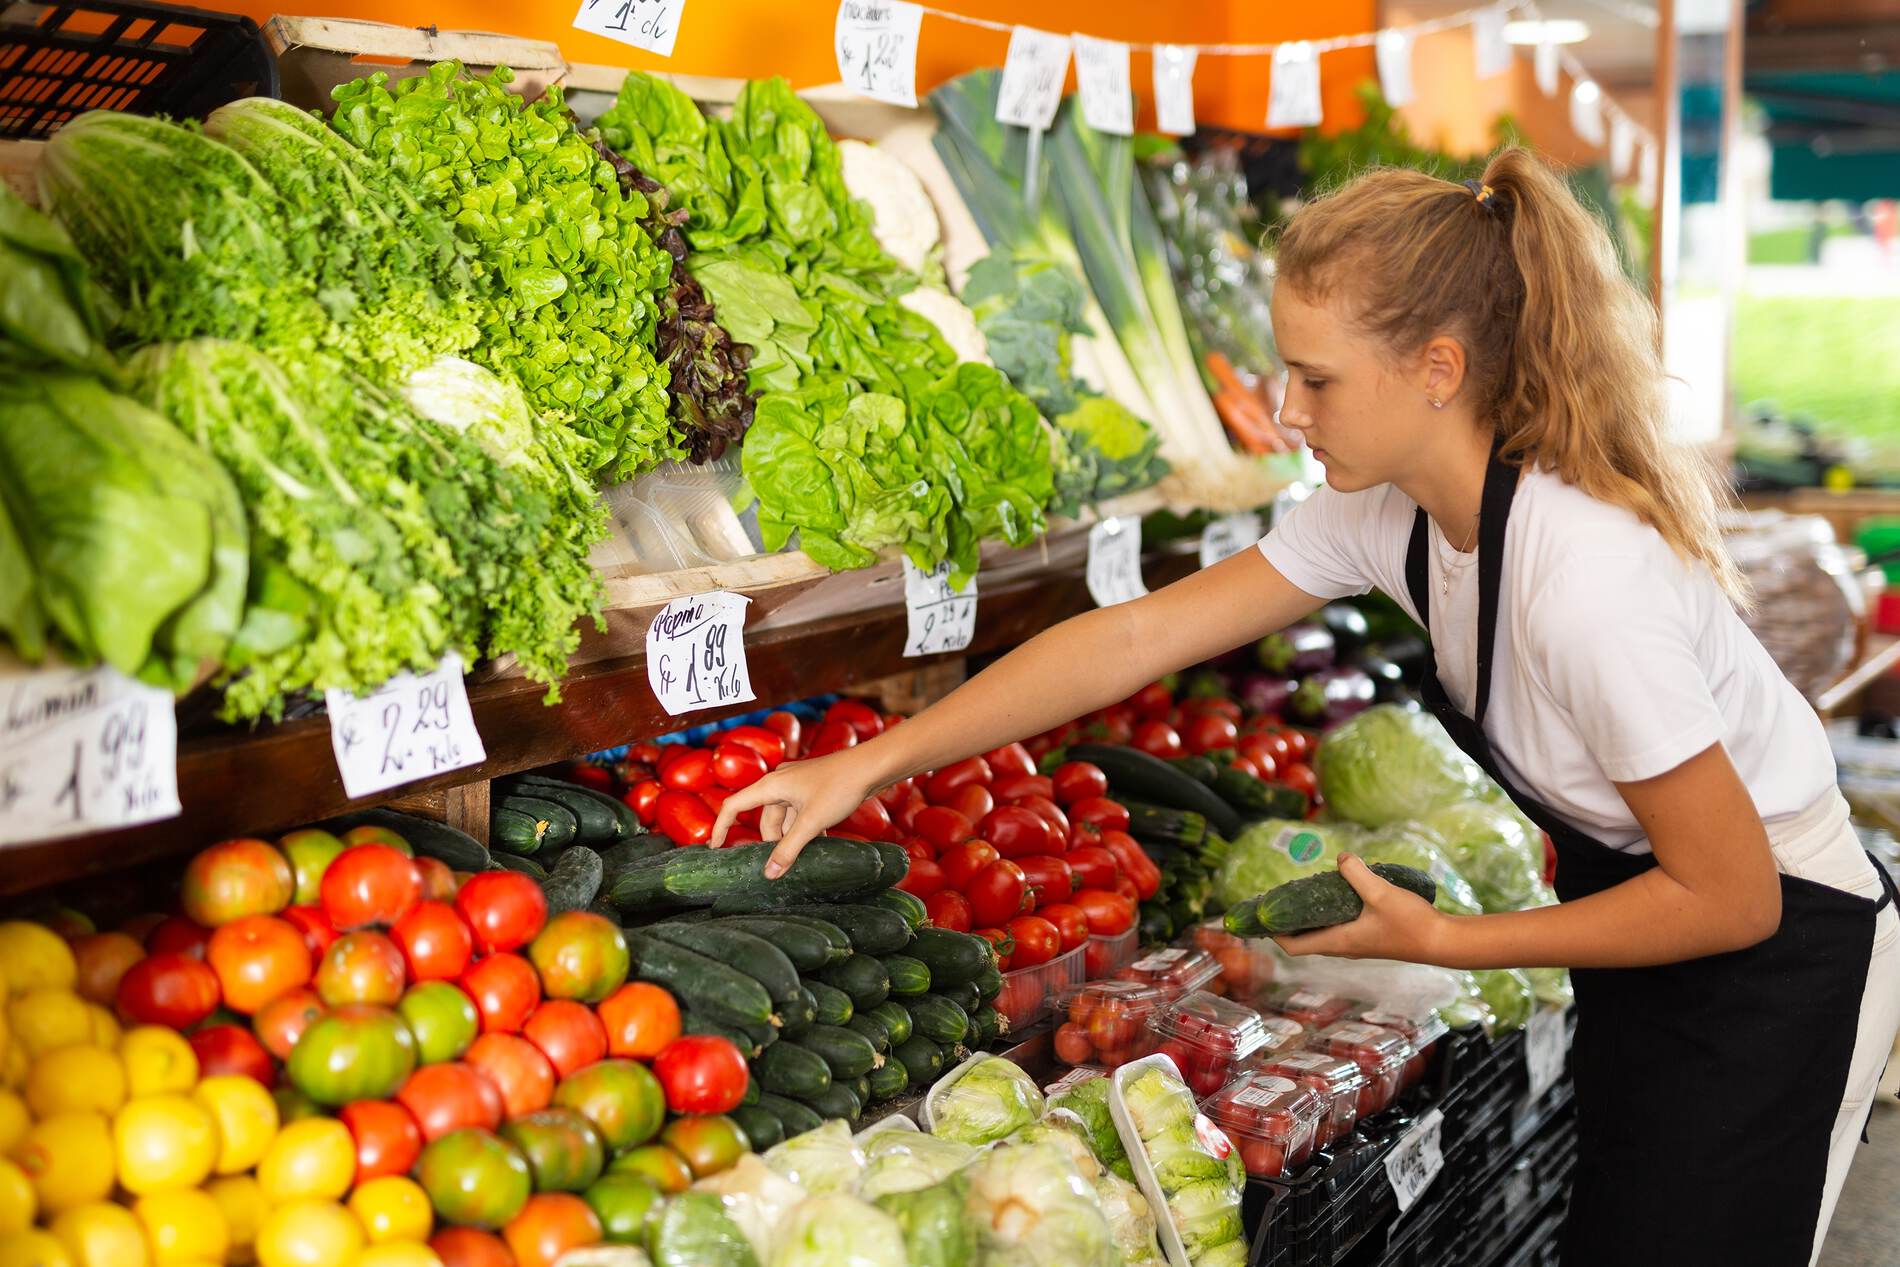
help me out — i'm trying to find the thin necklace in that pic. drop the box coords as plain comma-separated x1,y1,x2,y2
1443,515,1479,596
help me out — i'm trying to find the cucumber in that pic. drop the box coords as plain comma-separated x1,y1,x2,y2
780,987,817,1039
752,1042,831,1099
742,1076,760,1107
968,1005,1006,1048
511,774,637,841
797,1082,861,1122
609,839,884,914
1224,863,1437,936
1168,755,1222,786
844,841,910,897
891,1036,944,1086
868,1003,912,1047
496,795,578,851
492,807,551,857
768,916,853,964
544,846,606,915
624,932,778,1028
818,956,890,1012
1068,742,1244,837
1123,801,1211,852
503,778,621,845
647,922,801,1008
850,1074,872,1107
907,928,991,987
490,852,548,880
1208,765,1310,820
868,1060,909,1100
728,1104,784,1151
846,1013,889,1053
909,996,969,1046
971,963,1002,1002
880,955,930,997
805,981,854,1028
598,836,674,875
682,1012,765,1058
797,905,911,955
327,808,490,871
588,894,620,919
757,1094,823,1135
941,979,981,1015
705,917,839,973
873,887,928,930
794,1024,882,1078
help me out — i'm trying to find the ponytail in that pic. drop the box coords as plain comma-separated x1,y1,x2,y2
1276,147,1747,604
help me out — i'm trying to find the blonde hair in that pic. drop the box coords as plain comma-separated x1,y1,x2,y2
1275,147,1746,603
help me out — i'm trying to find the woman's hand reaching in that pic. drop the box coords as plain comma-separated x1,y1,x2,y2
1273,854,1449,962
710,747,888,877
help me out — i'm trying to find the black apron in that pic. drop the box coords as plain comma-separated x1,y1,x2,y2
1402,445,1896,1266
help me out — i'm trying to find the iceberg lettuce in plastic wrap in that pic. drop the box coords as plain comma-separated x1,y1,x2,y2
768,1193,908,1267
763,1120,865,1196
1120,1065,1246,1267
874,1175,977,1267
1525,966,1575,1011
1046,1076,1133,1182
1355,822,1484,916
962,1140,1118,1267
650,1191,760,1267
929,1056,1043,1146
1315,705,1488,827
857,1128,976,1200
1094,1169,1167,1267
1439,970,1499,1032
692,1154,809,1261
1213,819,1358,909
1419,801,1555,913
1473,968,1537,1033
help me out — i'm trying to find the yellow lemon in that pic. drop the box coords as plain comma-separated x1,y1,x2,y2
255,1200,362,1267
114,1095,218,1195
83,1009,117,1052
6,993,89,1061
205,1175,266,1265
0,1229,74,1267
25,1046,125,1119
0,1096,26,1156
134,1188,228,1265
0,925,76,994
118,1029,197,1099
192,1076,276,1176
0,1047,23,1093
48,1202,149,1267
9,1112,112,1214
256,1118,353,1205
0,1160,32,1235
356,1245,440,1267
348,1176,431,1244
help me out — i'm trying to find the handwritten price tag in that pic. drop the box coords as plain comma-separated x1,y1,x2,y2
1384,1108,1445,1213
1375,30,1415,108
1267,41,1323,130
572,0,687,57
1153,44,1197,135
1199,512,1263,569
1472,5,1511,80
903,559,978,658
326,655,485,800
834,0,923,107
995,27,1070,130
647,591,755,717
0,664,180,846
1073,34,1133,136
1525,1008,1568,1102
1087,516,1148,608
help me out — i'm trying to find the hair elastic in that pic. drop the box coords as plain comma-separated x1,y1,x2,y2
1463,178,1500,215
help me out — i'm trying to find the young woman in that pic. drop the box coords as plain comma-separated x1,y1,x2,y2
711,148,1900,1265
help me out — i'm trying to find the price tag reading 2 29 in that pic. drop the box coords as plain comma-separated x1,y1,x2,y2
647,591,756,717
326,655,486,800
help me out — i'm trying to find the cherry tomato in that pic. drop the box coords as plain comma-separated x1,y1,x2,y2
456,872,549,955
1054,1022,1094,1065
837,796,895,842
1182,712,1240,755
895,858,946,898
1015,855,1074,908
982,743,1037,779
1132,720,1185,759
1128,682,1174,719
718,725,786,770
925,757,992,804
912,806,975,853
1065,845,1120,892
521,1000,608,1079
651,1035,748,1114
973,927,1015,973
1009,795,1071,847
1005,915,1060,968
945,782,995,827
806,719,859,756
623,779,663,827
320,844,423,931
654,790,716,846
1038,902,1090,952
392,901,474,982
1282,762,1319,801
1072,889,1137,935
1069,797,1131,834
1050,762,1110,805
977,806,1051,860
966,859,1029,927
146,915,212,959
924,890,973,932
117,951,220,1028
341,1098,424,1184
465,1033,556,1118
708,742,769,791
763,711,803,759
398,1060,505,1141
824,698,885,741
992,774,1055,803
190,1023,276,1084
661,749,715,793
459,952,542,1034
939,839,1000,890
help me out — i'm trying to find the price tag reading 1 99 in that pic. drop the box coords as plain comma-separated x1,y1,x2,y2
326,654,486,800
1384,1108,1445,1213
647,591,756,717
0,664,181,846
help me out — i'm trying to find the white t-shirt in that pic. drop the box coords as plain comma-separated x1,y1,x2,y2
1259,469,1837,850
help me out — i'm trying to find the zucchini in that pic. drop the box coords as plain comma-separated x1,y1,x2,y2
624,932,777,1028
846,1014,889,1053
907,928,991,987
779,987,817,1039
794,1024,882,1078
728,1104,784,1151
497,795,578,851
805,981,854,1028
818,956,890,1011
1068,743,1243,837
891,1036,944,1086
328,808,490,871
873,887,928,931
705,917,839,974
971,963,1002,1003
752,1042,831,1099
1209,765,1310,820
1225,863,1436,936
544,846,606,915
797,1082,861,1122
968,1005,1006,1048
797,905,911,955
868,1003,912,1047
1167,755,1222,786
647,922,801,1008
1123,800,1210,852
492,807,551,857
682,1012,765,1058
868,1060,909,1100
490,852,548,881
503,778,621,845
757,1094,823,1135
609,839,884,914
512,774,637,840
909,996,969,1046
880,955,930,997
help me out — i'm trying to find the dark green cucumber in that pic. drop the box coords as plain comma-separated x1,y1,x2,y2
867,1060,909,1100
702,917,838,974
1208,765,1311,820
490,852,548,880
1224,863,1437,936
850,1075,872,1106
766,916,853,964
880,955,931,997
598,835,674,876
1122,800,1210,851
843,841,910,898
624,932,777,1028
967,1005,1005,1048
846,1013,889,1053
757,1094,823,1135
891,1036,944,1086
797,905,912,955
752,1042,831,1099
502,778,621,845
682,1012,766,1058
797,1081,861,1122
492,807,551,857
868,1002,912,1047
805,981,854,1027
646,923,801,1008
328,808,490,871
907,928,992,987
779,987,817,1039
971,962,1002,1003
511,775,637,841
610,839,884,914
1168,755,1222,786
1069,743,1243,837
909,995,969,1046
818,956,890,1011
588,894,620,919
742,1076,760,1107
544,846,606,915
873,887,928,931
940,979,981,1015
496,795,578,851
794,1024,882,1077
728,1104,784,1151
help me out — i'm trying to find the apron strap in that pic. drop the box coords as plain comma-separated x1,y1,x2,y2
1472,441,1522,725
1405,511,1434,632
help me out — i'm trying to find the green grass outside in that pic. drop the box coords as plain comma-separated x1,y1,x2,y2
1746,224,1855,264
1732,293,1900,444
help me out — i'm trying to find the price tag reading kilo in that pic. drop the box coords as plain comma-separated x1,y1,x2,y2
1525,1008,1567,1102
1385,1108,1445,1213
1087,516,1147,608
903,560,977,658
834,0,923,107
0,664,181,845
571,0,687,57
326,654,486,800
647,591,756,717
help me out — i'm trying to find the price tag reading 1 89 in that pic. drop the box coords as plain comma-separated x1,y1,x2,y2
326,655,486,800
1384,1108,1445,1213
0,664,181,846
903,559,977,657
647,591,756,717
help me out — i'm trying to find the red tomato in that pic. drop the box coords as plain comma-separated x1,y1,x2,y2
505,1193,602,1267
939,839,1000,890
654,790,715,846
895,858,946,898
190,1024,275,1085
1283,729,1314,762
1082,712,1135,746
320,844,422,931
253,987,324,1060
1038,902,1090,952
900,837,934,864
1282,762,1319,801
459,952,542,1034
697,786,731,819
1113,872,1141,904
117,951,220,1029
875,779,915,812
1005,915,1060,968
1228,755,1264,779
1069,797,1131,834
882,713,905,730
206,915,313,1015
982,743,1037,779
597,982,681,1061
763,711,803,759
1065,845,1120,892
992,774,1055,803
629,742,665,766
315,930,408,1008
1072,889,1137,935
923,890,973,933
973,927,1015,972
651,1035,748,1114
341,1098,424,1184
1051,762,1110,805
1015,855,1074,908
432,1227,515,1267
891,786,929,833
824,699,885,741
415,857,458,903
1251,730,1294,767
710,742,769,790
1054,1022,1094,1065
624,779,663,827
925,756,992,804
912,806,975,853
561,763,613,792
456,872,549,955
945,783,995,826
1009,795,1071,846
977,806,1050,860
661,749,715,793
836,797,894,842
718,725,786,770
803,720,855,756
465,1033,555,1118
1132,720,1185,759
1099,830,1162,901
145,915,211,959
278,906,338,961
398,1060,504,1141
392,901,474,982
966,859,1029,927
1128,682,1174,719
1236,735,1281,780
725,824,763,845
1182,712,1240,755
521,1000,608,1079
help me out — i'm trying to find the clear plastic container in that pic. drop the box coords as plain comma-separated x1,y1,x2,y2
1052,980,1171,1070
1352,1006,1449,1090
1147,989,1288,1099
1315,1021,1414,1118
1203,1072,1326,1178
1114,946,1222,999
1254,1050,1365,1148
1189,921,1274,998
1085,926,1140,979
1258,982,1357,1030
993,941,1086,1030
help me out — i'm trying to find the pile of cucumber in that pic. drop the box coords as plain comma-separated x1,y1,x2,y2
486,775,677,917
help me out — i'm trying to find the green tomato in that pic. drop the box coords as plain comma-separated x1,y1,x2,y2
398,981,480,1064
528,911,630,1003
553,1059,665,1153
278,829,347,906
415,1127,532,1229
584,1173,664,1245
499,1107,606,1193
286,1002,417,1106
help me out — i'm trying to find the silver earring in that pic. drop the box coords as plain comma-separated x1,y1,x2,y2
1429,396,1444,409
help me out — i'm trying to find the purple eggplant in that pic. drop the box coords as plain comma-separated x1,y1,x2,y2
1238,674,1298,718
1290,666,1377,727
1318,604,1371,656
1256,622,1336,677
1357,654,1415,704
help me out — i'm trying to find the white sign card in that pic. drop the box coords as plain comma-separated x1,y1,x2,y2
0,664,181,845
995,26,1071,130
1535,39,1560,97
646,591,756,717
1153,44,1197,136
1385,1108,1446,1213
1087,516,1148,608
1266,41,1323,130
902,559,978,658
1525,1008,1568,1102
571,0,687,57
1571,81,1606,146
1375,30,1414,109
1472,5,1511,80
327,654,486,800
1199,512,1263,569
1610,114,1637,177
834,0,924,107
1073,34,1134,136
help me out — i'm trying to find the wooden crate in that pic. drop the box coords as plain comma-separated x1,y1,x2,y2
263,15,566,110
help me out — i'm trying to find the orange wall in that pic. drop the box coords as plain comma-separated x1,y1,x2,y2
234,2,1378,133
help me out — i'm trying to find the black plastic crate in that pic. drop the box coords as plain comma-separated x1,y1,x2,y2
0,0,276,139
1248,1131,1397,1267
